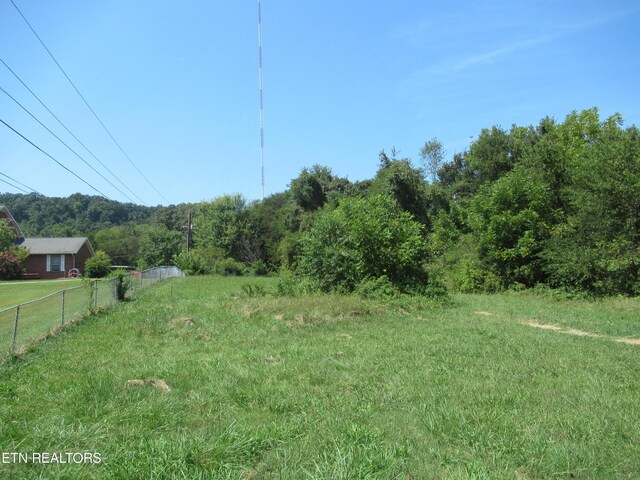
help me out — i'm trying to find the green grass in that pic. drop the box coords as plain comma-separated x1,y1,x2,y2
0,276,638,479
0,279,84,309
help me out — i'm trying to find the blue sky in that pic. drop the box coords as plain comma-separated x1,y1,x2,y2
1,0,639,206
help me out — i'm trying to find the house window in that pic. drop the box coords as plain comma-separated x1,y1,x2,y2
47,254,65,272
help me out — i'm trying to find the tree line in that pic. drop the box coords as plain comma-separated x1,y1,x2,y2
1,108,638,295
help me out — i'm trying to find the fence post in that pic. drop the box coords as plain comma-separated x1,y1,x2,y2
11,305,20,353
94,281,98,311
61,290,65,326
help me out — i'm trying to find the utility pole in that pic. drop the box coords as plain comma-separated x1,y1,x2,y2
183,211,193,255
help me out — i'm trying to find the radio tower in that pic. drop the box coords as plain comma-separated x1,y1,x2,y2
258,0,265,198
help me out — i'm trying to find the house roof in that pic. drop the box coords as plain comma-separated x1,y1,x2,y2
22,237,95,256
0,206,24,239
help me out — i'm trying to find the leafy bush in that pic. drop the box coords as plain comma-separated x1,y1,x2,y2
355,275,400,299
275,269,316,296
277,232,303,270
0,219,28,280
173,247,223,275
0,251,24,280
250,260,269,276
453,258,503,293
470,165,556,288
213,258,248,276
84,250,112,278
298,194,432,294
108,269,132,301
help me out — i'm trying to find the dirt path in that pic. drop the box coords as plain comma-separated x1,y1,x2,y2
523,320,640,346
472,311,640,346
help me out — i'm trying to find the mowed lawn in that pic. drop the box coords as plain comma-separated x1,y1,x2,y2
0,279,84,310
0,276,638,479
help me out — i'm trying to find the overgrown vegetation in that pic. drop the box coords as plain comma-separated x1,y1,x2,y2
0,276,638,478
2,108,638,296
83,250,112,278
0,219,28,280
108,269,132,301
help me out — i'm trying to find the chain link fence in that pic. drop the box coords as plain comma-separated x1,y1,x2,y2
0,266,184,358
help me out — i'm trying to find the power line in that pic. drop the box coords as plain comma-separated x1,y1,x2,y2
0,57,146,204
0,176,29,194
0,85,137,203
9,0,169,204
0,171,42,195
0,118,110,198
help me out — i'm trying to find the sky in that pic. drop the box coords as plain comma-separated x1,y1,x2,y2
0,0,639,206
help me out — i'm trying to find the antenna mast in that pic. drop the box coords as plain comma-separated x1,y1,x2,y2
258,0,265,198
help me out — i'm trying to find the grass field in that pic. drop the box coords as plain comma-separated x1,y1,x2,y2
0,276,638,479
0,279,84,310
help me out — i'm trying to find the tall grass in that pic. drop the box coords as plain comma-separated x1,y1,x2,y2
0,276,638,478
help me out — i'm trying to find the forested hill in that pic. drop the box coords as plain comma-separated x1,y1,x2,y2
0,192,188,236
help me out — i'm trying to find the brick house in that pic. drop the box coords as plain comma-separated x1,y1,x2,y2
21,237,95,279
1,206,95,279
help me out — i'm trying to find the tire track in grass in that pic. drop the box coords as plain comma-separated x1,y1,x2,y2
523,319,640,346
471,311,640,346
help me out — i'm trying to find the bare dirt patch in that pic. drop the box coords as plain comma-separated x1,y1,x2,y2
474,311,494,316
169,316,194,328
125,378,171,393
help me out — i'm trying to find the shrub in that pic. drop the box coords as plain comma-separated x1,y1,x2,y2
0,250,24,280
109,269,132,301
356,275,400,299
213,258,248,276
250,260,269,276
452,258,503,293
84,251,112,278
298,194,432,294
173,247,224,275
275,269,316,296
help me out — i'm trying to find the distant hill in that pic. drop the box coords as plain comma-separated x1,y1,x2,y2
0,192,184,236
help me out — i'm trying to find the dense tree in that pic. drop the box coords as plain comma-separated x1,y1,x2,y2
137,227,183,269
299,194,428,293
0,219,18,250
0,192,158,235
542,115,640,294
470,165,557,287
2,108,636,295
420,138,445,183
289,165,350,211
371,154,430,225
94,224,147,266
0,219,28,280
193,194,249,262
